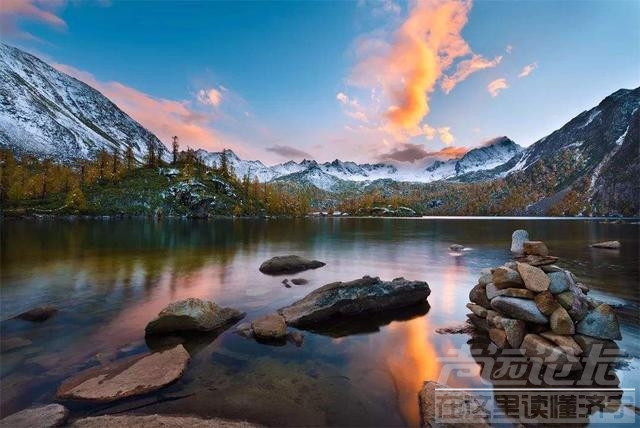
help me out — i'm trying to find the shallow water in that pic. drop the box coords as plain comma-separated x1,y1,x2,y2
1,218,639,426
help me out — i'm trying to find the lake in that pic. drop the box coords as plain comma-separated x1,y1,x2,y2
1,217,639,426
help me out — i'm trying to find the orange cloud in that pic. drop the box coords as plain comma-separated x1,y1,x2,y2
0,0,67,40
487,77,508,97
518,62,538,78
441,54,502,94
52,62,238,152
197,88,223,107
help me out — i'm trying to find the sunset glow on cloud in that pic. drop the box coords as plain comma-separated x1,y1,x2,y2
0,0,67,40
488,78,508,97
518,62,538,78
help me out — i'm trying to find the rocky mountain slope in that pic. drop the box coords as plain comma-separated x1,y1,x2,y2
0,43,166,161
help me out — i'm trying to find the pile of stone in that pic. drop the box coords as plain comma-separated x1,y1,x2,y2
467,230,621,371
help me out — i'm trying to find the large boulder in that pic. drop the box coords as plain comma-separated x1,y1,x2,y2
279,276,430,327
13,306,58,322
576,304,622,340
419,381,490,428
516,262,550,292
145,298,244,334
490,296,548,324
57,345,190,402
70,415,261,427
510,229,529,254
259,255,326,275
0,404,68,428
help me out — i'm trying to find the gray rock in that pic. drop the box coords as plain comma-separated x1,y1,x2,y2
278,276,430,327
435,322,476,335
478,268,493,286
491,296,549,324
291,278,308,285
449,244,465,252
469,283,490,308
576,304,622,340
259,255,326,275
13,306,58,322
590,241,621,249
485,283,501,300
419,381,490,428
548,272,570,294
467,314,489,332
145,298,244,334
57,345,190,402
501,318,526,348
511,229,529,254
466,303,487,318
556,290,589,322
0,404,68,428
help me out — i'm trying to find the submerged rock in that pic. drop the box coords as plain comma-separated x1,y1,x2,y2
13,306,58,322
435,322,476,335
419,381,490,428
490,296,548,324
70,414,261,427
511,229,529,254
259,255,326,275
57,345,190,402
590,241,621,249
145,298,244,334
0,404,68,428
279,276,430,327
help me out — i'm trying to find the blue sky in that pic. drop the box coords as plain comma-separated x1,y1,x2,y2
1,0,639,165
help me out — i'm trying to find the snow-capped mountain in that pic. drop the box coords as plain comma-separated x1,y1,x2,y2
0,43,166,160
196,138,522,191
421,137,522,181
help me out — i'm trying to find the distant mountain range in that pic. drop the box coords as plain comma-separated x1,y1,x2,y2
1,43,638,215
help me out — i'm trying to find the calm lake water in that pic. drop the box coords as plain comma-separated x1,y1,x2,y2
1,218,639,426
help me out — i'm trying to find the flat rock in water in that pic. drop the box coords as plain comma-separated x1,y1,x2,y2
145,298,244,334
576,304,622,340
13,306,58,322
449,244,465,252
291,278,308,285
251,313,288,340
435,322,476,335
259,255,326,275
491,296,548,324
0,404,68,428
279,276,430,327
590,241,621,249
511,229,529,254
419,381,490,428
57,345,190,402
517,262,550,292
70,414,261,427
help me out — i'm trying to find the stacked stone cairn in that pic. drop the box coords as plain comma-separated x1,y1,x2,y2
467,230,621,371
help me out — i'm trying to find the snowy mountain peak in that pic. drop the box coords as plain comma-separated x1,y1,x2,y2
0,43,167,160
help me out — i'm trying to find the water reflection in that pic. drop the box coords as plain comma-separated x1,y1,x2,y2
1,218,638,426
